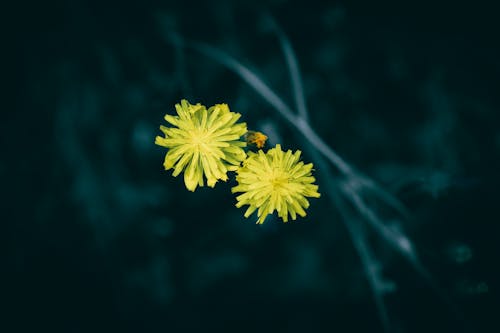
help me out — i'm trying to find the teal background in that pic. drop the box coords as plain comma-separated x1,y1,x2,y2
7,1,499,332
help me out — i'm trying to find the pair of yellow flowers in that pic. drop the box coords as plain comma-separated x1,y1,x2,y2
155,100,320,224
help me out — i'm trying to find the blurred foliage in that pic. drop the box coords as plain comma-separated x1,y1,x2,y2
7,1,500,332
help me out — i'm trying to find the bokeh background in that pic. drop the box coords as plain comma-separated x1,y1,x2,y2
8,1,500,332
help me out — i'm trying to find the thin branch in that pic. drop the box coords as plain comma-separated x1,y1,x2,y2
314,152,391,333
348,220,391,333
161,31,452,333
343,183,416,261
170,32,193,100
263,13,309,121
168,35,354,176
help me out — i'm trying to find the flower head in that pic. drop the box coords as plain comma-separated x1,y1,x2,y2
232,144,320,224
155,99,247,192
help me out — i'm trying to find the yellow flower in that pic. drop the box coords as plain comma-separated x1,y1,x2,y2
232,144,321,224
155,99,247,192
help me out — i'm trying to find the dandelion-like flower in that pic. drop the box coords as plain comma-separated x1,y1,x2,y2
155,99,247,192
232,144,321,224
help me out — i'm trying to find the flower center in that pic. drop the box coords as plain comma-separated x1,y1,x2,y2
189,129,210,150
269,169,290,192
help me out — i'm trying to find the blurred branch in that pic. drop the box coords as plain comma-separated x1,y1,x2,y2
166,32,353,176
167,30,412,219
261,12,309,122
311,148,393,332
170,32,193,100
160,23,450,333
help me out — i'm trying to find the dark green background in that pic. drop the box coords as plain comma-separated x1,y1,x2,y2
8,1,499,332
